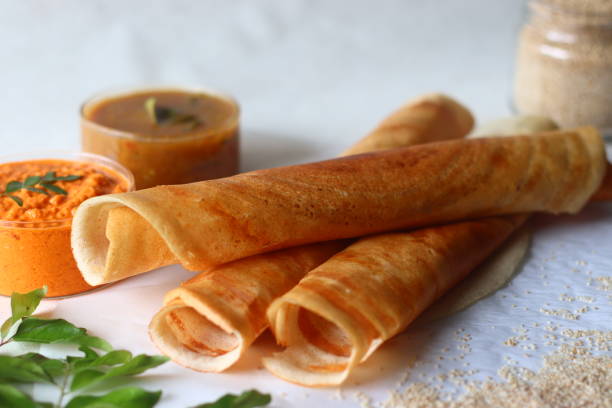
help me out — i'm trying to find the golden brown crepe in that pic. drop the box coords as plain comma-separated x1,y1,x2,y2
263,215,528,386
410,122,611,324
72,126,606,286
416,226,531,324
263,119,609,387
412,115,560,323
341,93,473,156
149,242,348,372
591,163,612,202
148,94,474,372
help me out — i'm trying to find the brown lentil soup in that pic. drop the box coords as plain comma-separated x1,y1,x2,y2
81,89,240,189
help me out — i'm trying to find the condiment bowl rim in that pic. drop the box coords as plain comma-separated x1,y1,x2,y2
79,85,240,143
0,150,134,228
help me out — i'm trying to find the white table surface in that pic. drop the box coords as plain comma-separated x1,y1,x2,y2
1,1,610,407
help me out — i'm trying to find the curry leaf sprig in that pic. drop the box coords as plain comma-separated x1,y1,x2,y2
144,97,202,130
191,390,271,408
0,287,272,408
1,171,82,207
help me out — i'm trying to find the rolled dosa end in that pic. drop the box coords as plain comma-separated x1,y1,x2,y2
264,215,527,386
341,93,474,156
591,163,612,202
71,195,178,286
264,289,368,387
148,242,347,372
104,207,176,281
149,291,245,373
560,126,607,212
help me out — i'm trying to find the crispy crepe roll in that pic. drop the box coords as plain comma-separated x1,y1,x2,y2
410,115,560,323
149,242,348,372
263,118,608,386
72,127,606,286
591,163,612,202
341,93,473,156
263,215,528,386
148,94,474,372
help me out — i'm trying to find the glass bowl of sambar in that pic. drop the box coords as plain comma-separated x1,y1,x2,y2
80,86,240,190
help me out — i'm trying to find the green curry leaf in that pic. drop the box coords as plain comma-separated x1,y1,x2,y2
5,180,23,193
12,318,111,351
1,172,81,207
0,286,47,341
0,384,52,408
191,390,272,408
0,355,54,383
70,354,169,391
23,176,42,187
65,387,162,408
0,287,266,408
42,183,68,195
143,96,201,128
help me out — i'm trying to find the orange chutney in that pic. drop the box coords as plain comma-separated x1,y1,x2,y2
0,156,132,297
81,88,240,189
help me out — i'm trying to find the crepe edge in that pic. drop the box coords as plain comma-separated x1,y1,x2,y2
415,223,532,325
263,286,373,387
562,126,607,214
341,93,474,156
71,191,186,286
148,287,248,373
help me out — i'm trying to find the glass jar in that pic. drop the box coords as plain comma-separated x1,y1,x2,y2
514,0,612,135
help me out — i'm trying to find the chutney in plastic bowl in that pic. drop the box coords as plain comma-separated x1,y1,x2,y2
0,152,133,297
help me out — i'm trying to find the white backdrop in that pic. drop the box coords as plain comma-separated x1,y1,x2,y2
2,2,611,408
1,0,523,168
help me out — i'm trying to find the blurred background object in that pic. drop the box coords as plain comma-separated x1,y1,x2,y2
514,0,612,136
0,0,525,169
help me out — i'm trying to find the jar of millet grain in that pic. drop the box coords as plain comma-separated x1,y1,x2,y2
514,0,612,136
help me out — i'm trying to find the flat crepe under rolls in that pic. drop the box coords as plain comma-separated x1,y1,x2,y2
263,215,528,386
72,127,606,286
148,94,474,372
410,114,561,323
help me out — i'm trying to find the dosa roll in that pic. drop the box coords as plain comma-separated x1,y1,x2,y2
261,116,562,386
263,215,528,386
77,94,473,285
150,242,348,372
341,93,473,156
148,94,474,372
591,163,612,202
72,126,606,286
